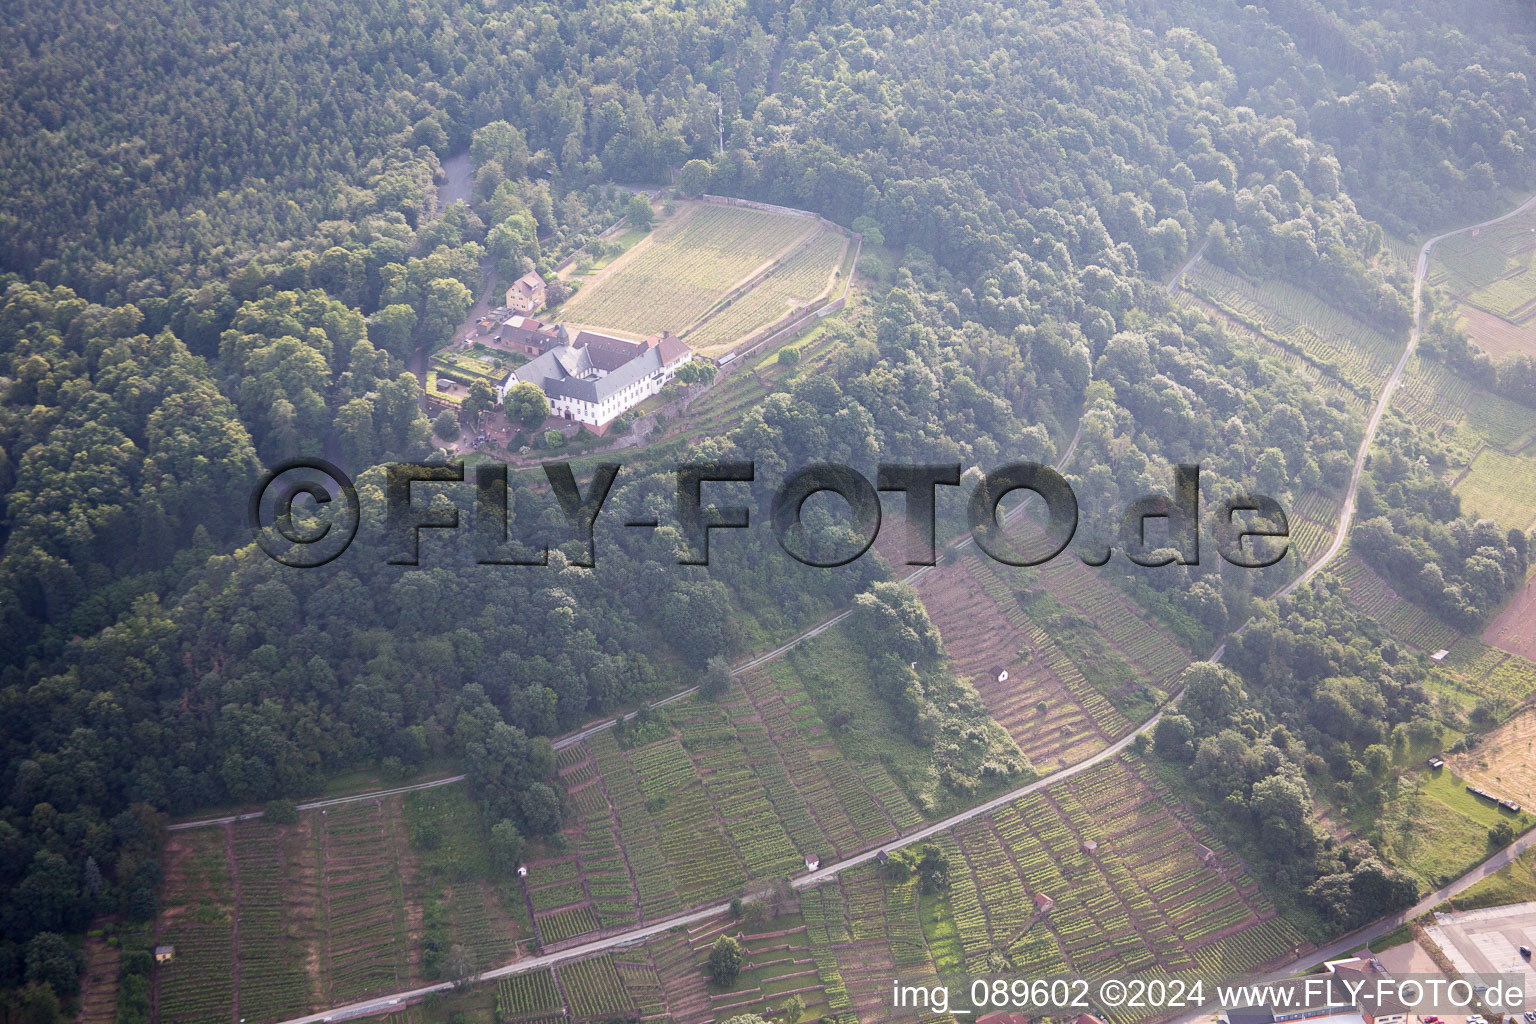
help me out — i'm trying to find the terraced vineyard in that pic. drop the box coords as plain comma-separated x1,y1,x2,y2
560,202,822,338
317,798,415,1001
558,954,635,1019
1027,553,1190,691
588,754,1306,1024
231,821,314,1020
1448,390,1536,455
154,829,237,1024
935,755,1304,994
1333,556,1462,652
496,970,563,1020
913,529,1189,773
685,228,848,354
643,909,845,1022
1288,489,1341,567
914,551,1120,769
1456,448,1536,531
1171,289,1367,414
1392,352,1536,460
1396,356,1536,480
1186,262,1399,395
666,318,845,445
153,793,530,1023
540,667,924,943
1437,637,1536,708
1429,205,1536,361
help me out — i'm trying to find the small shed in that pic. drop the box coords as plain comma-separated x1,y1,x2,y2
1431,649,1449,661
875,850,889,865
1194,843,1221,868
1032,893,1054,916
516,865,528,878
805,854,821,872
154,945,175,964
1081,839,1099,855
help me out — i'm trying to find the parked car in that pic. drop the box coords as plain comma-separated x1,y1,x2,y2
1467,1013,1487,1024
1521,1011,1535,1022
1520,944,1532,959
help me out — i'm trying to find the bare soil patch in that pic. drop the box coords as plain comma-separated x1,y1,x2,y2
1448,708,1536,810
1484,578,1536,661
1457,304,1536,363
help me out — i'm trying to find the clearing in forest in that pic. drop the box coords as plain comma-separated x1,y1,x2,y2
558,200,846,356
1382,764,1533,888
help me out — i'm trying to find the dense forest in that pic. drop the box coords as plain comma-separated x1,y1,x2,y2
2,0,1535,1012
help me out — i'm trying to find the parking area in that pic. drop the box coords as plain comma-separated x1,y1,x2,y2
1425,901,1536,1017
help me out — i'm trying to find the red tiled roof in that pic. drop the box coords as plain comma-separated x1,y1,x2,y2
656,332,691,366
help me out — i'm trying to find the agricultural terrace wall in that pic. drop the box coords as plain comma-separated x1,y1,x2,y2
701,194,820,219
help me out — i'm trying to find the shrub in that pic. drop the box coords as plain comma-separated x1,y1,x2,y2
264,798,298,824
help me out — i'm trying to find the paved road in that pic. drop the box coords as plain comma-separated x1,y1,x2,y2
1168,829,1536,1024
1275,193,1536,602
277,900,731,1024
167,775,467,832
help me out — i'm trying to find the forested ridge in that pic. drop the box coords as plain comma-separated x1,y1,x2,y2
1,0,1534,1013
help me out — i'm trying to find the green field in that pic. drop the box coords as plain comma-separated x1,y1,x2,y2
1434,638,1536,709
1431,207,1536,307
1380,765,1532,887
1456,448,1536,531
558,201,827,347
1448,846,1536,910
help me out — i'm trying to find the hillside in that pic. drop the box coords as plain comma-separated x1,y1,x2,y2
3,1,1536,1023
